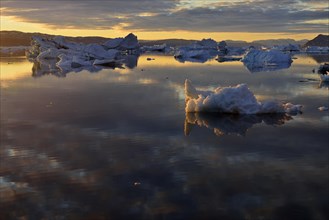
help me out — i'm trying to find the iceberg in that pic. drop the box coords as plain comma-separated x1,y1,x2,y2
26,33,139,75
318,106,328,111
242,49,292,72
184,79,302,115
174,38,218,63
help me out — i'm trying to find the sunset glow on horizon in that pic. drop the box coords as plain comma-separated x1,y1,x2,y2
1,0,328,41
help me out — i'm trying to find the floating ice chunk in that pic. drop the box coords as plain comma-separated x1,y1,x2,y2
242,49,292,72
318,106,328,111
184,79,302,115
282,103,303,115
242,49,292,66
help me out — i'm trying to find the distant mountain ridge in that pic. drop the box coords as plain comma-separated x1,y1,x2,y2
0,30,310,47
0,31,112,47
303,34,329,47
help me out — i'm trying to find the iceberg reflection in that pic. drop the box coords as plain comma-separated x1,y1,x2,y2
243,62,292,73
31,54,139,77
184,113,292,136
174,53,216,63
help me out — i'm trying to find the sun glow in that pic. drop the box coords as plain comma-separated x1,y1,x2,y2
0,15,319,41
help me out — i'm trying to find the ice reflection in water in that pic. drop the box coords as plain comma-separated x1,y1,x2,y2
243,61,292,73
184,113,292,136
0,54,328,219
31,54,140,77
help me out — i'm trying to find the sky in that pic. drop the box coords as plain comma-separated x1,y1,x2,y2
0,0,328,41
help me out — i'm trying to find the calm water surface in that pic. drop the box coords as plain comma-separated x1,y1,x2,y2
1,54,328,219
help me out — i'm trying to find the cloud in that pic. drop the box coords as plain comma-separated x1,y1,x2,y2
1,0,328,33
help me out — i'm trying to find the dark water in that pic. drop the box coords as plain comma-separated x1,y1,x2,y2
1,54,328,219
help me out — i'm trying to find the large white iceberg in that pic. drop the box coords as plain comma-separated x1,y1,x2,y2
242,49,292,72
185,79,302,115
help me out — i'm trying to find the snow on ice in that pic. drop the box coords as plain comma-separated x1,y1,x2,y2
184,79,302,115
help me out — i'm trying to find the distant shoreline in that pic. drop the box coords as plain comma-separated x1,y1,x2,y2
0,30,312,48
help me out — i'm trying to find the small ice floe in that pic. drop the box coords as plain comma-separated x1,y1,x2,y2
184,79,302,115
241,49,292,72
318,106,328,111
